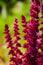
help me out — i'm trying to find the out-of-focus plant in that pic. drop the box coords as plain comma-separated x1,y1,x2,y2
4,0,43,65
0,0,28,18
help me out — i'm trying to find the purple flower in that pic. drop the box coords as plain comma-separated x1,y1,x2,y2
4,22,22,65
30,0,40,6
4,0,43,65
4,24,13,48
30,3,40,18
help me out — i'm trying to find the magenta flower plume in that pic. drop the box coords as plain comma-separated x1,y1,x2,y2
30,3,40,18
13,18,22,55
21,15,27,39
4,24,13,48
4,19,23,65
21,0,43,65
4,24,17,65
30,0,40,6
13,18,20,43
4,0,43,65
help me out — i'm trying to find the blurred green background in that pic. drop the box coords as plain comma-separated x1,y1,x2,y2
0,0,31,65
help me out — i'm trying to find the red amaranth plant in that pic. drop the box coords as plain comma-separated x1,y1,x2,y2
4,0,43,65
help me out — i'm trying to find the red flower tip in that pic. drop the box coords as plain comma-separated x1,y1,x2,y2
21,15,26,23
5,24,9,29
14,18,18,23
